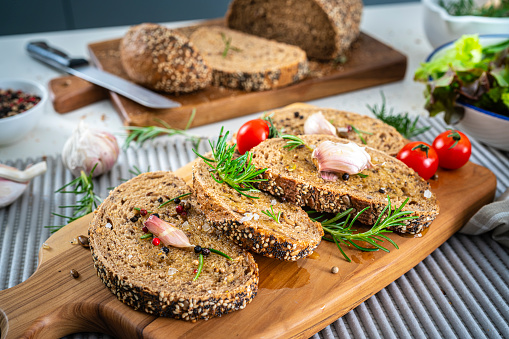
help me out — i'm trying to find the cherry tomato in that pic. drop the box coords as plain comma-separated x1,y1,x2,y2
432,129,471,170
236,119,270,155
396,141,439,180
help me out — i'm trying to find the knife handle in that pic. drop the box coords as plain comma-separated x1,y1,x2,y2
26,41,89,68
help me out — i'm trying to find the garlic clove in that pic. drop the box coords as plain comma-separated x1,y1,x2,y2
144,215,194,248
62,121,119,177
311,140,374,176
0,178,28,208
0,162,47,183
303,112,337,136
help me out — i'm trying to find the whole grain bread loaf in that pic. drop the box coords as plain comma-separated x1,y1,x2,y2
189,26,308,91
250,135,439,234
263,107,406,156
192,158,323,260
226,0,363,60
88,171,258,321
120,23,212,93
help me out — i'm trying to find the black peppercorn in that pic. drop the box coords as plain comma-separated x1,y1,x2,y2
293,111,300,118
162,246,169,254
174,197,181,204
157,197,163,203
342,173,350,181
201,248,211,256
130,215,139,222
379,188,386,194
194,245,202,253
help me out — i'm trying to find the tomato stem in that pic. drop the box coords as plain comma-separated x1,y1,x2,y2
411,143,430,158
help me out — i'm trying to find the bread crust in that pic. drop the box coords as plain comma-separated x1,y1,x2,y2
189,26,309,91
251,136,439,234
192,158,323,260
89,171,258,321
263,107,406,156
226,0,363,60
120,23,212,93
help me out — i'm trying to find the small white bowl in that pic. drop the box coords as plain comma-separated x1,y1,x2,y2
422,0,509,48
0,79,48,146
425,35,509,151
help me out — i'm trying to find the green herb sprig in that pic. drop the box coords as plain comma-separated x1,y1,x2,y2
367,92,430,139
282,134,314,151
349,125,373,145
193,127,267,199
310,197,418,262
221,33,243,58
261,205,282,223
123,109,202,149
47,164,102,233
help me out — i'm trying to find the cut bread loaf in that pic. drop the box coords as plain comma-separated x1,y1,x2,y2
263,107,406,156
250,135,439,234
189,26,309,91
88,171,258,321
226,0,363,60
192,157,323,260
120,23,212,93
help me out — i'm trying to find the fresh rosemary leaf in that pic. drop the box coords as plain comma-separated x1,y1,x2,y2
367,92,430,139
221,33,242,58
158,192,192,208
350,125,373,145
47,164,102,233
261,205,282,223
123,109,202,149
310,197,418,262
193,253,204,281
193,127,267,199
209,248,233,260
282,134,314,151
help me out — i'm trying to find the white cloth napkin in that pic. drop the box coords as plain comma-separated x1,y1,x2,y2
460,188,509,247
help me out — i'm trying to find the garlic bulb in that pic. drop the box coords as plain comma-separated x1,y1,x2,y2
303,112,337,136
311,141,374,181
62,121,119,177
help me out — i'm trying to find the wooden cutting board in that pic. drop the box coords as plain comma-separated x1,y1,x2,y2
49,20,407,126
0,159,496,339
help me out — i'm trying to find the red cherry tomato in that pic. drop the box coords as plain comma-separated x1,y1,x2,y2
432,129,471,170
236,119,270,155
396,141,439,180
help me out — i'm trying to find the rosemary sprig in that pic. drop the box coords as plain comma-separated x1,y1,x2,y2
193,127,267,199
47,164,102,233
261,205,282,223
193,253,204,281
367,92,430,139
310,197,418,262
282,134,314,151
209,248,233,260
349,125,373,145
221,32,243,58
262,114,282,138
123,109,202,149
158,192,192,208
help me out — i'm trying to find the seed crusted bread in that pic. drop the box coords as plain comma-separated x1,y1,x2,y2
263,107,406,156
88,171,258,321
192,158,323,260
226,0,363,60
120,23,212,93
189,26,309,91
250,135,439,234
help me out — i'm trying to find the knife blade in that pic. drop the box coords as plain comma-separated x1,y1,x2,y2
26,41,181,109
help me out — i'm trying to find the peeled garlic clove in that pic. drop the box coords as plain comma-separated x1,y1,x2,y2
0,178,28,208
303,112,337,136
144,215,194,248
62,121,119,177
311,140,374,175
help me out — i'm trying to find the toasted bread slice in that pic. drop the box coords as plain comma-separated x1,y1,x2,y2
89,171,258,321
192,158,323,260
250,135,439,234
262,107,406,156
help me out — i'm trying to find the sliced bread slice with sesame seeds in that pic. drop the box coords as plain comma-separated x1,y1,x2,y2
250,135,439,234
188,26,309,91
262,107,406,156
88,171,258,321
192,158,324,260
120,23,212,93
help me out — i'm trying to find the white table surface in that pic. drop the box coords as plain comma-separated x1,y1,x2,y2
0,2,431,162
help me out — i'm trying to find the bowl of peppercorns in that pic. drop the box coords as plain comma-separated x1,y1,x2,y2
0,79,47,145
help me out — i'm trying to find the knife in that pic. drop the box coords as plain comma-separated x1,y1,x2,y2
26,41,180,109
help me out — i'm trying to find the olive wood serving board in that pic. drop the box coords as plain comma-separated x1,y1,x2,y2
0,160,496,339
49,20,407,121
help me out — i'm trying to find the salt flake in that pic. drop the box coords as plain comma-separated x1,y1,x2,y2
424,190,432,199
105,223,112,229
